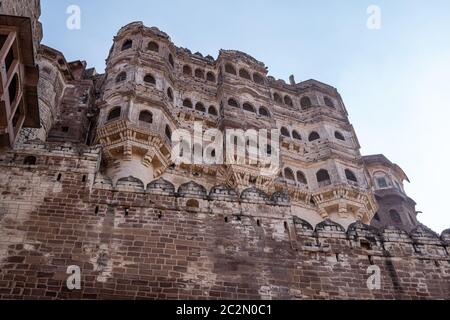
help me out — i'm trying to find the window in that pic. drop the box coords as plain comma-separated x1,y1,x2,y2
389,210,402,224
23,156,36,166
376,177,388,188
168,54,174,67
308,131,320,142
195,69,205,79
143,74,156,85
165,125,172,140
284,96,293,107
284,168,295,181
107,107,121,122
335,131,345,141
228,98,239,108
121,39,132,51
186,199,199,209
259,107,269,117
62,126,69,133
8,74,19,105
139,111,153,124
373,212,380,221
297,171,307,185
281,127,291,137
243,102,255,113
253,73,264,85
183,99,193,108
183,65,192,76
167,87,174,101
5,46,15,74
239,69,251,80
116,72,126,83
301,96,312,109
273,93,282,103
324,96,335,108
292,130,302,140
208,106,217,116
195,102,206,113
148,41,159,52
345,169,358,183
316,169,331,186
206,72,216,82
225,63,236,75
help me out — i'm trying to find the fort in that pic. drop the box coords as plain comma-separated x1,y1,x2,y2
0,1,449,299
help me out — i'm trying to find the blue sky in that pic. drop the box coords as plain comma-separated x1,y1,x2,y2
40,0,450,232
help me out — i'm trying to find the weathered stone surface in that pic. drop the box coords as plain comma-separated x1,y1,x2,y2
0,0,449,300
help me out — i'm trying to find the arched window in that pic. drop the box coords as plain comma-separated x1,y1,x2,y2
228,98,239,108
23,156,36,166
374,172,390,189
239,69,251,80
195,102,206,112
273,93,282,103
121,39,132,51
389,210,402,224
165,125,172,140
195,69,205,79
183,65,192,76
253,73,264,85
206,72,216,82
284,96,293,107
281,127,291,137
259,107,269,117
143,74,156,85
183,99,193,108
308,131,320,142
116,72,126,83
292,130,302,140
301,96,312,109
139,110,153,124
107,107,121,122
324,96,335,108
225,63,236,75
297,171,307,185
284,168,295,181
345,169,358,183
168,54,174,67
316,169,331,186
166,87,174,101
208,106,217,116
243,102,255,113
148,41,159,52
335,131,345,141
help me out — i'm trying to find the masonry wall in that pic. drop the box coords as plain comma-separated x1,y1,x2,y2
0,148,449,300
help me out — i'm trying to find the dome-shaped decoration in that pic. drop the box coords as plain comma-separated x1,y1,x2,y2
116,176,145,191
178,181,207,198
240,187,269,202
146,178,175,195
209,185,239,201
348,221,378,233
271,191,290,205
441,228,450,242
410,224,440,240
347,221,379,240
315,219,345,233
293,217,313,231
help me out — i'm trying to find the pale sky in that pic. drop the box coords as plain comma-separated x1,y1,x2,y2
40,0,450,232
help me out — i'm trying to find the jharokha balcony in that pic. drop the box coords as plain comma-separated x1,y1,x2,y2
0,14,40,148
